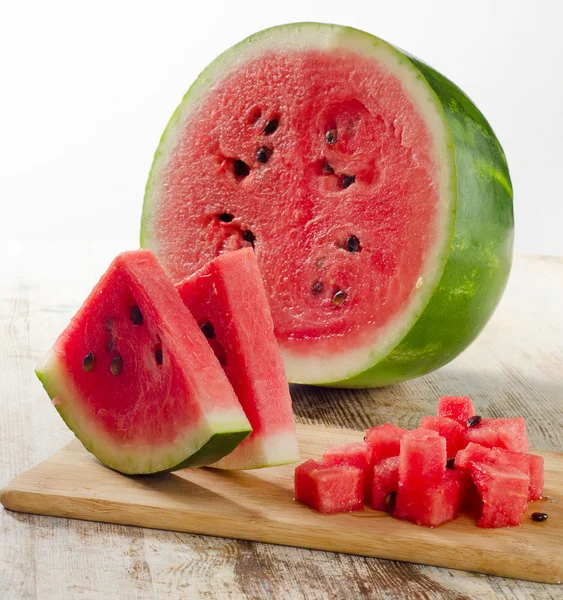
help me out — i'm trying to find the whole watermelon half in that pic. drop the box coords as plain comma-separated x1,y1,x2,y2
141,23,514,388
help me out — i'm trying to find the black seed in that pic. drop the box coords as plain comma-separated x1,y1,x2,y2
242,230,256,245
263,119,279,135
218,213,235,223
312,281,324,296
384,491,397,511
200,322,215,339
82,353,94,372
446,458,455,469
110,355,122,376
325,129,337,145
332,289,346,306
531,512,548,522
256,146,272,164
346,235,361,253
466,415,482,428
233,160,250,177
322,162,334,175
155,345,163,366
340,175,356,189
130,305,143,325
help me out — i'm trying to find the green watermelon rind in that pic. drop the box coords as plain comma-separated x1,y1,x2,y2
141,23,513,388
36,351,252,474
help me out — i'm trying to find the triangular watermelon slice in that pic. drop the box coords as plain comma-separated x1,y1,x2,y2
35,249,252,474
176,248,299,469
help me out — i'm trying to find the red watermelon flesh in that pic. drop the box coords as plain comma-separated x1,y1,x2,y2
399,429,446,487
294,459,364,514
447,468,478,512
437,396,475,425
176,248,299,469
364,423,406,461
419,416,466,458
323,442,375,501
394,470,461,527
528,454,544,501
471,462,529,528
35,250,252,474
464,418,529,452
371,456,399,511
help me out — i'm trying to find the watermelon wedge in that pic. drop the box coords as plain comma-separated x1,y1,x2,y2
176,248,299,469
141,22,514,388
35,250,252,474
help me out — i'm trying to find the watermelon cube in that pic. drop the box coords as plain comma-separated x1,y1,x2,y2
364,423,406,461
322,442,374,501
529,454,544,501
394,471,461,527
471,462,529,528
447,468,478,512
371,456,399,511
464,418,529,452
294,459,364,514
399,429,446,487
437,396,475,425
420,416,466,458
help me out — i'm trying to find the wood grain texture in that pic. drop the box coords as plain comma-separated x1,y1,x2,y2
1,243,562,599
2,425,563,584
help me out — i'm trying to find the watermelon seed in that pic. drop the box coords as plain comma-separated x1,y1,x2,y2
256,146,272,164
218,213,235,223
130,305,143,325
346,235,361,253
312,281,324,295
263,118,279,135
242,230,256,246
200,322,215,339
82,353,94,372
384,491,397,511
322,162,334,175
332,289,346,306
110,356,122,376
340,175,356,189
446,458,455,469
233,160,250,178
531,512,548,522
154,344,163,366
466,415,482,428
325,129,337,145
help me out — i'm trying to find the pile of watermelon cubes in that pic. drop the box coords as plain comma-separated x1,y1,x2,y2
294,397,545,528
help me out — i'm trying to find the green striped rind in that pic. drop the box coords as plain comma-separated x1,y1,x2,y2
35,352,252,475
336,57,514,387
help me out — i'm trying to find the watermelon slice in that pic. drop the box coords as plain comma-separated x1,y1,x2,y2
464,418,529,452
141,22,514,388
437,396,475,425
176,248,299,469
419,416,466,458
35,250,252,474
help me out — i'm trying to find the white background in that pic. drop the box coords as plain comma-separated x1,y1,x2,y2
2,0,562,258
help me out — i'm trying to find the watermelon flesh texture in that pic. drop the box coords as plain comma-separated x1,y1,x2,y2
419,416,466,458
364,423,406,461
322,442,374,501
371,456,399,511
141,23,514,388
464,418,529,453
294,459,364,514
176,248,299,469
528,454,545,501
399,429,446,487
35,250,252,475
437,396,475,425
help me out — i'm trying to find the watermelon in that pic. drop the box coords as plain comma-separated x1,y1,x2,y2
294,459,364,514
420,416,466,458
35,250,252,474
364,423,406,461
464,418,529,452
140,22,514,388
371,456,399,511
322,442,374,500
437,396,475,425
399,429,446,487
528,454,545,501
176,248,299,469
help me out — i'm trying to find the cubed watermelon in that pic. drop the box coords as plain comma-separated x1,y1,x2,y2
394,471,461,527
399,429,446,487
322,442,374,501
371,456,399,511
364,423,407,461
447,468,478,512
471,462,529,528
420,416,466,458
529,454,544,501
464,417,529,452
437,396,475,425
294,459,364,514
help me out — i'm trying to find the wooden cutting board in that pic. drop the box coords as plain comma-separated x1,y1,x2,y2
1,424,561,584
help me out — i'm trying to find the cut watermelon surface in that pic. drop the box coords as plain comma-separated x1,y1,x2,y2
399,429,446,487
371,456,399,511
364,423,406,461
35,250,252,474
464,418,529,452
420,416,466,458
141,23,514,388
437,396,475,425
176,248,299,469
322,442,374,500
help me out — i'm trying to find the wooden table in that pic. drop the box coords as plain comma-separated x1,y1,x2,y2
1,243,562,599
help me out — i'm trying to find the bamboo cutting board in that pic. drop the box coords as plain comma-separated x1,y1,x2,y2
1,424,562,584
